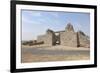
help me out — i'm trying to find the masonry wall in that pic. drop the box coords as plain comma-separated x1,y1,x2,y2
37,30,56,46
60,31,78,47
36,23,90,48
77,31,90,48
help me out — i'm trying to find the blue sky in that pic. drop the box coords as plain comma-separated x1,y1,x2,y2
22,10,90,41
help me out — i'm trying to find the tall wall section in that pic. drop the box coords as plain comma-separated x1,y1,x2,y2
60,23,78,47
77,31,90,48
60,31,78,47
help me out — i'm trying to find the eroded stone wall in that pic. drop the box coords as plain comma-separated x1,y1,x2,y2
37,29,56,46
60,23,78,47
77,31,90,48
60,31,78,47
36,23,90,48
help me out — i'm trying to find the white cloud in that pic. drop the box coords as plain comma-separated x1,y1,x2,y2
30,11,42,17
49,13,59,18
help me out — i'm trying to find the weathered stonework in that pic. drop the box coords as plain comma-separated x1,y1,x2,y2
60,32,78,47
34,23,90,48
37,29,56,46
60,23,78,47
77,31,90,48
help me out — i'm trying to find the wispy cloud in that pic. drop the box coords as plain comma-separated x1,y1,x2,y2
22,10,90,40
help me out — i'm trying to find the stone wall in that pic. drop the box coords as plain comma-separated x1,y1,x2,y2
77,31,90,48
36,23,90,48
37,29,56,46
60,23,78,47
60,31,78,47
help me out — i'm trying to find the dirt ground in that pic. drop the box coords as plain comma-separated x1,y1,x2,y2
21,45,90,63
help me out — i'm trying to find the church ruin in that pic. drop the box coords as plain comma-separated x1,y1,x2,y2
34,23,90,48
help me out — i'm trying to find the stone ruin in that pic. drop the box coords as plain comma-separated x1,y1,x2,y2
77,31,90,47
35,23,90,48
60,23,78,47
37,29,56,46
